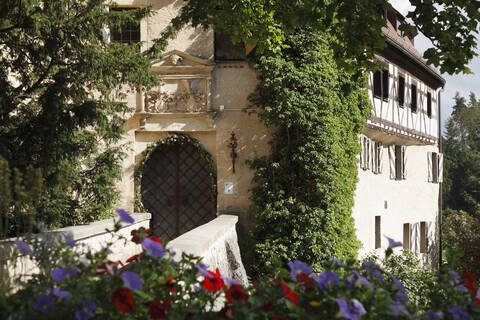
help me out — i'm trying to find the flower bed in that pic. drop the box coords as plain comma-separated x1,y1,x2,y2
2,210,480,319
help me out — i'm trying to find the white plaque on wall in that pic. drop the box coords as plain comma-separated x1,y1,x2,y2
224,182,234,195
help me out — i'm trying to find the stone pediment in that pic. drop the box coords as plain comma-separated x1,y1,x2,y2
150,50,215,75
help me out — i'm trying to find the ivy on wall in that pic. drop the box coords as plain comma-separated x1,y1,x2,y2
134,134,217,213
247,30,371,276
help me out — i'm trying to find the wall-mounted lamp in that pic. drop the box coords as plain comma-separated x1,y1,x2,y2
229,132,238,173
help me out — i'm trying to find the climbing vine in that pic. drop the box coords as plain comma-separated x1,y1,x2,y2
247,30,372,277
134,134,217,212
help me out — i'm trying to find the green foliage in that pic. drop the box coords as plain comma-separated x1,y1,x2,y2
157,0,480,74
246,30,371,277
443,92,480,278
0,0,158,236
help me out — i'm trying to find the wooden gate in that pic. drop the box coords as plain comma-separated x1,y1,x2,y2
140,143,215,241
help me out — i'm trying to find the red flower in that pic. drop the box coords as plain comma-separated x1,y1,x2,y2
297,273,315,291
164,277,176,293
131,227,153,244
225,284,249,303
150,236,163,245
281,281,298,305
463,270,480,307
97,260,122,275
260,299,273,311
218,307,234,319
202,268,225,291
112,288,135,313
147,299,171,319
126,254,141,263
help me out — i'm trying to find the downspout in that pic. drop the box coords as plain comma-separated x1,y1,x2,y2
438,88,444,269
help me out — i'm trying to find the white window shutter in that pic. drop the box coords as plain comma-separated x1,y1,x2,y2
366,139,370,170
438,153,444,183
378,142,383,173
359,137,364,169
389,145,395,179
370,140,376,173
402,145,407,179
427,152,433,182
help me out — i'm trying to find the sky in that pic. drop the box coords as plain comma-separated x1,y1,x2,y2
389,0,480,128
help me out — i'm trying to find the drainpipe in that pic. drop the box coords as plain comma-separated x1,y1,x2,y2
438,88,443,269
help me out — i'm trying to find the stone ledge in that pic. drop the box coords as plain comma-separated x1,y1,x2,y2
168,214,238,256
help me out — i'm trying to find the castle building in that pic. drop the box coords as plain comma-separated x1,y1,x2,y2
113,1,444,260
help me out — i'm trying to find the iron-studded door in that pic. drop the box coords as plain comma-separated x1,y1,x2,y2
140,143,216,241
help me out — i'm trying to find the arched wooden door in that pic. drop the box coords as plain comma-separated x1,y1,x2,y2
140,142,216,241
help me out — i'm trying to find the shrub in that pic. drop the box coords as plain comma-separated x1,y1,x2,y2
2,210,480,319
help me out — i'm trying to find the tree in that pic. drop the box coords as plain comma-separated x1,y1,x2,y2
443,92,480,277
247,30,371,276
153,0,480,74
0,0,157,235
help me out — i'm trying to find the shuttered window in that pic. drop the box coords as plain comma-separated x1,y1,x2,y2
398,76,405,107
110,8,140,43
390,145,407,180
373,71,382,98
382,70,389,100
411,84,417,112
428,152,443,183
427,92,432,117
420,221,427,253
403,223,411,251
375,216,381,249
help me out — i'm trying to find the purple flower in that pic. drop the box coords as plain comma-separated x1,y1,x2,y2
476,288,480,299
75,300,96,320
456,285,469,293
427,310,444,320
330,257,345,266
362,261,384,281
194,285,202,292
385,236,402,248
395,291,408,303
448,307,468,320
336,298,366,320
15,240,33,255
349,270,372,287
195,264,212,278
223,276,242,286
33,295,55,313
64,235,76,247
313,271,339,290
52,267,68,282
392,276,405,291
142,238,164,258
121,271,143,290
389,304,409,316
116,209,134,224
288,260,312,281
52,287,70,299
52,267,77,282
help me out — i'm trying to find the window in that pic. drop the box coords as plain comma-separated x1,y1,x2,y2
427,92,432,117
420,221,428,253
375,216,381,249
373,141,383,174
411,84,417,112
373,69,389,100
398,76,405,107
403,223,411,251
389,145,406,180
110,8,140,43
360,137,383,174
428,152,443,183
215,33,246,60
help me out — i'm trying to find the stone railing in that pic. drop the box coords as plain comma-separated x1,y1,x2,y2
168,214,248,286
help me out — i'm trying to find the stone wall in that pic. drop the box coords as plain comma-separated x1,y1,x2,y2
168,214,248,286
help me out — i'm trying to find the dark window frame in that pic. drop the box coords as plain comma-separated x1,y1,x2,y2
395,145,403,180
398,75,405,107
382,69,389,101
411,84,417,112
110,8,141,44
427,92,432,118
373,71,382,98
375,216,381,249
432,152,438,183
373,69,389,101
214,32,247,61
420,221,427,253
403,223,411,251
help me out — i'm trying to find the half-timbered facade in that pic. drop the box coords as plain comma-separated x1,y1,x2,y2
353,7,445,261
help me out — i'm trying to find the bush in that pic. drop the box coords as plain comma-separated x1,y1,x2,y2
2,210,480,319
